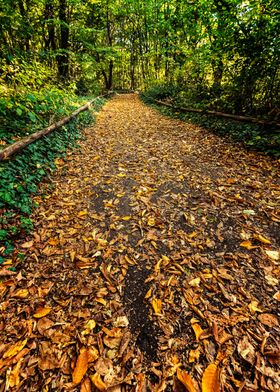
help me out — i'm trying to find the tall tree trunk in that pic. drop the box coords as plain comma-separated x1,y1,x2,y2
57,0,69,80
44,1,56,51
18,0,30,50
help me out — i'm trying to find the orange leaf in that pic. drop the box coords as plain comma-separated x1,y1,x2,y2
240,241,258,250
33,307,52,318
202,364,220,392
177,368,199,392
9,358,23,387
72,347,88,385
3,339,27,359
90,373,106,391
191,318,204,341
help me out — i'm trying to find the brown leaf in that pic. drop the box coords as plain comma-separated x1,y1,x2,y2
237,336,255,365
37,317,54,335
202,363,220,392
177,368,199,392
81,376,92,392
258,313,278,328
21,240,34,248
72,347,88,385
264,349,280,364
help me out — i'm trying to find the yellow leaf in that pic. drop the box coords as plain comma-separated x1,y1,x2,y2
72,347,89,385
265,250,279,261
9,358,23,387
3,339,27,359
12,289,29,299
189,277,201,287
82,319,96,336
78,211,88,217
248,300,262,315
122,216,131,221
96,298,107,306
202,363,220,392
70,251,76,262
33,307,52,318
189,348,200,363
253,233,271,244
145,287,153,299
152,298,162,314
240,240,258,250
147,217,155,227
88,346,99,363
177,368,199,392
90,373,106,391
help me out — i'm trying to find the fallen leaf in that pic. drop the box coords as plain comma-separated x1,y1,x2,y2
253,233,271,244
237,336,255,365
191,318,204,341
248,300,262,315
273,291,280,301
33,307,52,318
90,373,106,391
88,346,99,363
81,377,92,392
12,289,29,298
8,358,23,387
258,313,278,328
189,277,201,287
21,240,34,248
240,240,258,250
189,348,200,363
265,250,279,261
152,298,162,314
202,363,220,392
72,347,89,384
177,368,199,392
3,339,28,359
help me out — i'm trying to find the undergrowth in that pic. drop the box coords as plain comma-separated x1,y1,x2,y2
141,85,280,158
0,92,106,263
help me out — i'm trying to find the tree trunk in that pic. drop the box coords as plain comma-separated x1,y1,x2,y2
44,1,56,51
57,0,69,80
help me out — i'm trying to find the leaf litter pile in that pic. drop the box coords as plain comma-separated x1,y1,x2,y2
0,94,280,391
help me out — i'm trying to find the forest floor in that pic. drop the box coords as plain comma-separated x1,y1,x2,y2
0,94,279,392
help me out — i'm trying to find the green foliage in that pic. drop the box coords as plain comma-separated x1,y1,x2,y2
0,88,106,252
142,87,280,158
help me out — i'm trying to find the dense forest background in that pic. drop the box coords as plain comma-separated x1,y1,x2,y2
1,0,279,116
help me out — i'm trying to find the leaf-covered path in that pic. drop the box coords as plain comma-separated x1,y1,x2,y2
1,94,279,391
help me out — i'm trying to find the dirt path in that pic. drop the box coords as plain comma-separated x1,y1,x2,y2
0,94,279,391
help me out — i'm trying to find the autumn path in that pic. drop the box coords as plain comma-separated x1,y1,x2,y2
1,94,279,391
